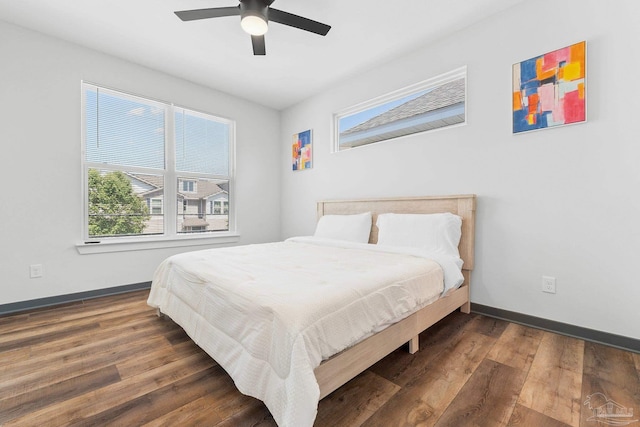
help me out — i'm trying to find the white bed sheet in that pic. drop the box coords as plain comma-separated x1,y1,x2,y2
147,237,460,427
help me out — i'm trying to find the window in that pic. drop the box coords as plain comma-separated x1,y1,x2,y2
333,67,466,151
149,198,162,215
181,180,196,193
83,83,234,241
209,200,229,215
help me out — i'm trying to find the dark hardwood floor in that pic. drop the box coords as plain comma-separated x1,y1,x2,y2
1,290,638,426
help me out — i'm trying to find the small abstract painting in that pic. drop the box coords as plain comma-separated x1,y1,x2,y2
513,41,586,133
292,129,312,171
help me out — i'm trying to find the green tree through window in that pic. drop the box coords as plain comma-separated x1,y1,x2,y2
88,169,150,237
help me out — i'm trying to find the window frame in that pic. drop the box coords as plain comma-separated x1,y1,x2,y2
79,82,238,254
332,66,467,152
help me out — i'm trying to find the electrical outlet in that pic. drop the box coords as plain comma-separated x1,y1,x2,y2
542,276,556,294
29,264,44,278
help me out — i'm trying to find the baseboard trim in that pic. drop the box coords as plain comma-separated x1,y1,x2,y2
0,281,152,317
471,303,640,354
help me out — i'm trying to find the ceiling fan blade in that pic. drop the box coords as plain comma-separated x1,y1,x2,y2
268,8,331,36
251,35,266,55
175,6,240,21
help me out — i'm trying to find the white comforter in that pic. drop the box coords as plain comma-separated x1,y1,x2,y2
147,237,463,427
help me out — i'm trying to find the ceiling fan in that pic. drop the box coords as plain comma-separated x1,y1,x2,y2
174,0,332,55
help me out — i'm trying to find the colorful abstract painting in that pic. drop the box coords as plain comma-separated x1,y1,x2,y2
292,129,312,171
513,41,586,133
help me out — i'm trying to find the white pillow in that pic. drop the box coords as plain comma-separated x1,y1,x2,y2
313,212,372,243
376,212,462,257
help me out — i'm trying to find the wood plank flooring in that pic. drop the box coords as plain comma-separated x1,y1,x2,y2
1,290,638,426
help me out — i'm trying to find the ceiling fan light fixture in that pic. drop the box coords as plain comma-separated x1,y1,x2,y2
175,0,331,55
241,14,268,35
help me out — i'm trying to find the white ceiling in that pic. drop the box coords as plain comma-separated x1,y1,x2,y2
0,0,523,110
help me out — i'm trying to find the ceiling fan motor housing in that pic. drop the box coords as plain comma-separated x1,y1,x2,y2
240,0,269,23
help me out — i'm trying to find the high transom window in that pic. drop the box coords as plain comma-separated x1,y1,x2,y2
333,67,466,151
82,83,234,241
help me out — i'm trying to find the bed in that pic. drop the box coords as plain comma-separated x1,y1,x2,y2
147,194,476,427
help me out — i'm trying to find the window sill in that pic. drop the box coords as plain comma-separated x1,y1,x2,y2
76,233,241,255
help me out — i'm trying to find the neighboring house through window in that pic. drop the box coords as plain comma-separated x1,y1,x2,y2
83,83,234,241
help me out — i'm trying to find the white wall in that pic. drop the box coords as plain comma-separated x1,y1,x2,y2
280,0,640,339
0,21,281,305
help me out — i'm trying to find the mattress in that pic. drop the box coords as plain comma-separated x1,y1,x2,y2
147,236,463,427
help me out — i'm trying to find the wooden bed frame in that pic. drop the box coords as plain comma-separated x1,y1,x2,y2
313,194,476,399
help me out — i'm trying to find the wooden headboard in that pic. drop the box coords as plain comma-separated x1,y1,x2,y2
316,195,477,272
